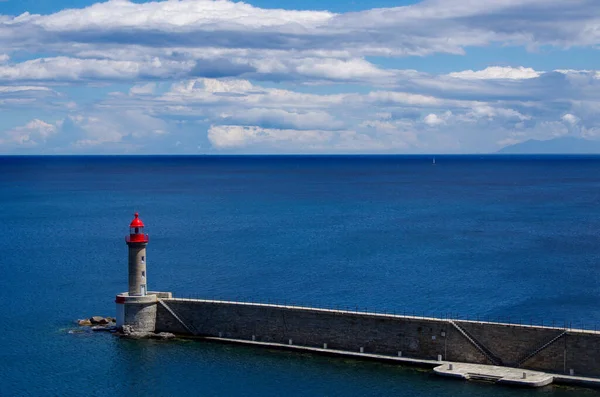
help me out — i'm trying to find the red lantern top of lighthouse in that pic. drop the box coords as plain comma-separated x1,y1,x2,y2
126,212,149,243
129,212,145,228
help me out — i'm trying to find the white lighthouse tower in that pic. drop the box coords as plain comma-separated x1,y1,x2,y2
116,212,170,332
126,212,149,296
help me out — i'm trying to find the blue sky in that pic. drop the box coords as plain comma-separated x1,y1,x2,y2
1,0,600,154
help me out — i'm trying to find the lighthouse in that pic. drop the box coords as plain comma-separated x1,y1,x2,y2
126,212,149,296
116,212,171,332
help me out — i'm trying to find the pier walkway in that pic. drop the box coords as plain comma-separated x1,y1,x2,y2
196,335,600,389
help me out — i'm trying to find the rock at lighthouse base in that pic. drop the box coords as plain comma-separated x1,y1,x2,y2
119,325,176,340
154,332,176,340
119,325,148,339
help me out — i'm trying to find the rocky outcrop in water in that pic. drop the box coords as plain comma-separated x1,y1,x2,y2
90,316,112,325
73,317,175,339
76,316,117,332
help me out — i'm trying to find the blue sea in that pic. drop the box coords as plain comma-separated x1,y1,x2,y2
2,155,600,396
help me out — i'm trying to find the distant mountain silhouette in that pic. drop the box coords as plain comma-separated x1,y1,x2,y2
497,137,600,154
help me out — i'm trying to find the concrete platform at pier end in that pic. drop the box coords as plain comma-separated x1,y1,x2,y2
434,362,554,387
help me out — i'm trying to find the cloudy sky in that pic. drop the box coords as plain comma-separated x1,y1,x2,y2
0,0,599,154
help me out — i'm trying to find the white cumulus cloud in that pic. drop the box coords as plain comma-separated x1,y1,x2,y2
0,57,194,81
562,113,579,125
129,82,156,96
208,125,334,150
448,66,542,80
0,119,57,147
424,113,445,126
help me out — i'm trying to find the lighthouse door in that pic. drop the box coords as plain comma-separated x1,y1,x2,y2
140,284,146,296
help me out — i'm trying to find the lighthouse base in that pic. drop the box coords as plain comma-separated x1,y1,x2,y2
115,292,172,332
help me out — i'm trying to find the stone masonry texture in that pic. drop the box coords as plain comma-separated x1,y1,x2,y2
155,300,600,377
124,302,156,332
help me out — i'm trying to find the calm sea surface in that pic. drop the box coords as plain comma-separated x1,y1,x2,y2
2,155,600,396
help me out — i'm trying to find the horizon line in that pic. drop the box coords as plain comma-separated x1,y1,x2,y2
3,153,600,157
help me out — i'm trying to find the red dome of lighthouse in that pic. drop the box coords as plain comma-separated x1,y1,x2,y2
129,212,145,228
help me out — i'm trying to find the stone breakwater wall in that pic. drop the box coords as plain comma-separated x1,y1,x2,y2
154,299,600,377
